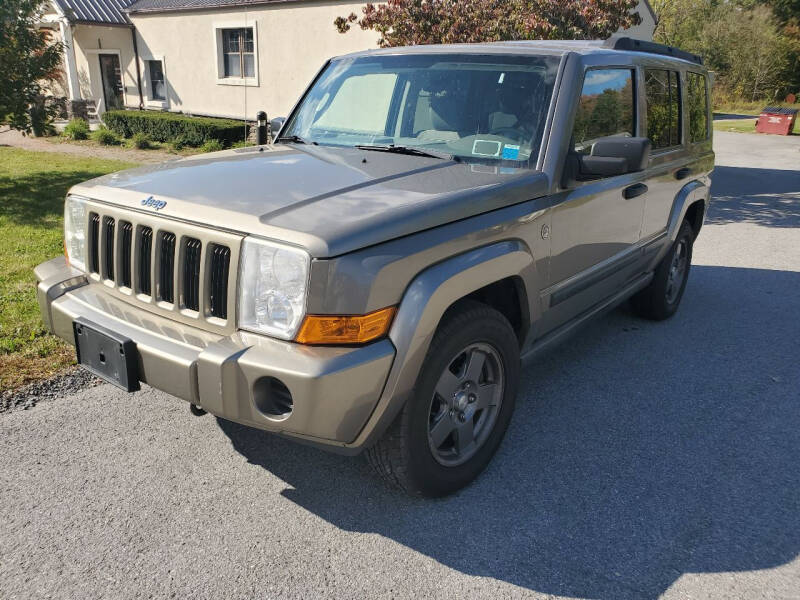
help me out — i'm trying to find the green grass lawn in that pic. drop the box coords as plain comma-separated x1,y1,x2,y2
0,147,138,392
713,119,759,133
713,100,800,116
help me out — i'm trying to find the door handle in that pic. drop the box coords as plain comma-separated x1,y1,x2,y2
675,167,691,180
623,183,648,199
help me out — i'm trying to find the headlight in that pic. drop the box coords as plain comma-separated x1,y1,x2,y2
237,237,310,340
64,196,87,271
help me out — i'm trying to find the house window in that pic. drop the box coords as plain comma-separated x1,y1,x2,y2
572,68,635,153
222,28,254,78
148,60,165,101
645,69,681,150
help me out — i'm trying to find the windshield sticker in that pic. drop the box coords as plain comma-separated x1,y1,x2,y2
472,140,502,157
501,145,520,160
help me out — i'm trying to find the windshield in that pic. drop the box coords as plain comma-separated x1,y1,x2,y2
282,53,560,166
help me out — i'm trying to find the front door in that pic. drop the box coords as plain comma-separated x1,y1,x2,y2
99,54,123,111
543,67,647,332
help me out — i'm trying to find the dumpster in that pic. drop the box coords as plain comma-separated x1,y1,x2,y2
756,107,798,135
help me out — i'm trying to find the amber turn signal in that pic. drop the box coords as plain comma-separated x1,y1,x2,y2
295,307,396,345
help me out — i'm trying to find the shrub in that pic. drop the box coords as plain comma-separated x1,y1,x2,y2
131,132,152,149
168,134,190,151
103,110,248,146
199,139,224,153
91,127,119,145
63,118,90,140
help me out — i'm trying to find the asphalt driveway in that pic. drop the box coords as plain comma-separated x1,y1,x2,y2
1,132,798,599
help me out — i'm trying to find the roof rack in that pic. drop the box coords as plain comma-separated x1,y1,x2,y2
604,37,703,66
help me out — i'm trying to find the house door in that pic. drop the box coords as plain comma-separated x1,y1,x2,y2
99,54,123,111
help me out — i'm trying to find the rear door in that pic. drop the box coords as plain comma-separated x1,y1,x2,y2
639,65,688,241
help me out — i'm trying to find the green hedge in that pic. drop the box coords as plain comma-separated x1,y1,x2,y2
102,110,248,147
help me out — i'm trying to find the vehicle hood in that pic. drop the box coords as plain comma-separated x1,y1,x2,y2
70,144,550,257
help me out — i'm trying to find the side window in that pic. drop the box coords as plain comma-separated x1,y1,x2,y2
687,72,709,143
573,68,635,153
645,69,681,150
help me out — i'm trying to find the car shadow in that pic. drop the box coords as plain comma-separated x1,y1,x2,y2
218,264,800,598
709,166,800,227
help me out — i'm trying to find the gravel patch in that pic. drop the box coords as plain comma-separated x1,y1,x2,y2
0,367,100,414
0,127,178,164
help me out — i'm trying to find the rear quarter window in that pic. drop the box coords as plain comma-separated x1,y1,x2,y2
687,72,709,143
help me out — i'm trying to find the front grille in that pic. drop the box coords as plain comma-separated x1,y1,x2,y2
182,237,201,311
103,217,115,280
88,213,100,273
82,205,237,329
209,244,231,319
159,232,176,304
138,226,153,296
119,221,133,288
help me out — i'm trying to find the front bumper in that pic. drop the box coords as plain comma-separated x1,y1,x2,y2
36,257,395,451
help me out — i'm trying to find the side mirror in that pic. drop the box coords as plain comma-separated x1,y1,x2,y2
589,136,651,173
564,136,651,185
270,117,286,137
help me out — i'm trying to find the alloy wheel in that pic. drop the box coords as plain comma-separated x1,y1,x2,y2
427,343,504,467
666,238,689,304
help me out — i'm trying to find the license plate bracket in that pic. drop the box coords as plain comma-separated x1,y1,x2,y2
73,318,140,392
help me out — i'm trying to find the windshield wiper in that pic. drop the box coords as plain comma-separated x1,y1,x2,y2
355,144,456,161
276,134,317,145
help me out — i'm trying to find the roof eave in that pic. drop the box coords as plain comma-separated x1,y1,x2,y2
72,18,133,27
126,0,302,15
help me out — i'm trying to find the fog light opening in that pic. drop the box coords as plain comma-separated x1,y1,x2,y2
253,377,293,420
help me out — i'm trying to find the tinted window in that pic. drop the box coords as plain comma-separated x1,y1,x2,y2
573,69,635,153
645,69,681,149
687,72,709,143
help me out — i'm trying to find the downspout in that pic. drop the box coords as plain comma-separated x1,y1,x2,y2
130,26,144,109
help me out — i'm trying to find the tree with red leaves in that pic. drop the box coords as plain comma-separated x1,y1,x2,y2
335,0,641,47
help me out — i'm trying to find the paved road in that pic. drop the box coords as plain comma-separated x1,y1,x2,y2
1,132,799,599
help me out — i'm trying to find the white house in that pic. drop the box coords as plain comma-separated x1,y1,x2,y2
43,0,657,121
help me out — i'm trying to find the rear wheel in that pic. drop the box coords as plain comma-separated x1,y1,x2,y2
366,301,520,497
631,220,694,320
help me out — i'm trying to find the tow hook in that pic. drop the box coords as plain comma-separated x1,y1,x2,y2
189,404,207,416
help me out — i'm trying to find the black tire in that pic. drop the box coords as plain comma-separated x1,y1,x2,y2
366,300,520,497
631,220,695,320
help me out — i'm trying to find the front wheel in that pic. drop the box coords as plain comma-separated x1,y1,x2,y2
631,220,695,320
366,301,520,497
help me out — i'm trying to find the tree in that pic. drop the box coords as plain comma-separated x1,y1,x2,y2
335,0,642,47
704,5,792,100
653,0,797,100
0,0,63,135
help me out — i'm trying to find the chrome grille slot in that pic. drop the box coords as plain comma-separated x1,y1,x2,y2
209,244,231,319
119,221,133,288
138,226,153,296
158,231,176,304
88,213,100,274
102,216,115,281
182,237,202,312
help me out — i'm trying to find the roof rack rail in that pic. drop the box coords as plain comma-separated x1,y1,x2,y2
604,37,703,66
